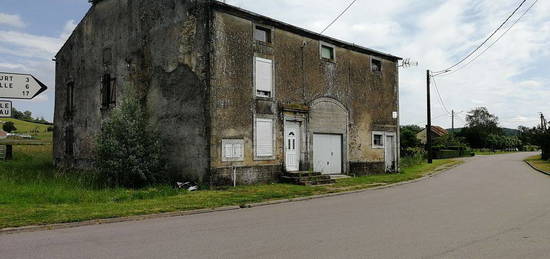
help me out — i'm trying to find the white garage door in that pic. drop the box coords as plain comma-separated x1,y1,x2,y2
313,134,342,175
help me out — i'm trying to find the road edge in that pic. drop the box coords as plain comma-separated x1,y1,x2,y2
1,160,463,235
525,160,550,176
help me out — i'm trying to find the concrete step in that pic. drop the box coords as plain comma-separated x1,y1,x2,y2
281,171,335,186
0,145,5,160
329,174,351,180
299,179,336,186
282,171,322,178
281,175,332,184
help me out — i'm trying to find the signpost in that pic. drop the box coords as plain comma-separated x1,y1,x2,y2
0,100,12,118
0,72,48,99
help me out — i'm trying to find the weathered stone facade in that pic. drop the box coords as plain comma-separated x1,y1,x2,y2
55,0,401,185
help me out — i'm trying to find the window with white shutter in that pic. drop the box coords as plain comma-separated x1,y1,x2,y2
255,57,273,98
222,139,244,162
255,118,274,157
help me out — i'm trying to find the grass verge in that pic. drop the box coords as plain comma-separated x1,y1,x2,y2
525,155,550,173
475,150,521,156
0,146,461,229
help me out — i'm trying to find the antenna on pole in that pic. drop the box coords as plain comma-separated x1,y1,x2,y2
398,58,419,68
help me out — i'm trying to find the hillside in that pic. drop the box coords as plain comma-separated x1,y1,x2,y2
0,118,53,142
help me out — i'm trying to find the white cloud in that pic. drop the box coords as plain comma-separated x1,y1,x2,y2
60,20,77,40
0,13,25,28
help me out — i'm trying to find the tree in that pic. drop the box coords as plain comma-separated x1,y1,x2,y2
2,121,16,133
11,107,23,120
22,111,32,121
95,90,166,188
400,126,422,148
459,107,503,148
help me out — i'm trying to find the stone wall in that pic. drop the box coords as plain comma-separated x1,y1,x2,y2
54,0,211,182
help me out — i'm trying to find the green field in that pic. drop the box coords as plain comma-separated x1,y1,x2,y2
0,144,460,229
525,155,550,173
0,118,53,143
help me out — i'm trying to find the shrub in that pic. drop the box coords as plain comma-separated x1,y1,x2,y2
2,121,16,133
95,90,166,188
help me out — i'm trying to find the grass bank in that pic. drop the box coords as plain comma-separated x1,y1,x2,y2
475,150,521,156
525,155,550,173
0,145,461,229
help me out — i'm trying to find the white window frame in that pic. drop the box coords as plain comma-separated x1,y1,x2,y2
254,56,274,98
254,117,276,160
372,131,385,149
320,41,336,62
221,139,244,162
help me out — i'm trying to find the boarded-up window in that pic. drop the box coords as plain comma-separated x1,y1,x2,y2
65,127,74,156
101,74,116,108
222,139,244,162
255,57,273,98
255,118,273,157
66,81,74,115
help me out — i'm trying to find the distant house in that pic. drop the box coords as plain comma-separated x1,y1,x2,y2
0,130,7,139
416,126,448,145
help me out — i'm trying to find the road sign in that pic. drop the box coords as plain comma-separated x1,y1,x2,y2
0,100,12,118
0,72,47,99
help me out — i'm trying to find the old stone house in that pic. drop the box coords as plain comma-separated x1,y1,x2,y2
54,0,401,185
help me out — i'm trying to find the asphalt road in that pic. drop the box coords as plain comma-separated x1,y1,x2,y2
2,152,550,259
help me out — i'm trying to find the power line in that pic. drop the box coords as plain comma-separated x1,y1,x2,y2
319,0,359,35
431,76,451,115
435,0,538,77
433,0,528,75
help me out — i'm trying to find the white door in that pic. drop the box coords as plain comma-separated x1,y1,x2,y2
285,122,300,171
313,134,342,175
385,135,396,172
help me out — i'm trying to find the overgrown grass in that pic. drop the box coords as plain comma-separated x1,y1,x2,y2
0,145,460,229
0,118,52,142
525,155,550,173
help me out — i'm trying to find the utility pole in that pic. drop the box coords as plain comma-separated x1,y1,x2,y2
426,70,433,164
452,110,455,134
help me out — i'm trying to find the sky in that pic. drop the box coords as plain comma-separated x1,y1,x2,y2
0,0,548,129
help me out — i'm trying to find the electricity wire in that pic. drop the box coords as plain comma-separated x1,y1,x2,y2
435,0,538,77
318,0,360,35
433,0,528,75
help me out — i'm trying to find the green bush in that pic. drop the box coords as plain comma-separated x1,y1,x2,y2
95,91,166,188
2,121,16,133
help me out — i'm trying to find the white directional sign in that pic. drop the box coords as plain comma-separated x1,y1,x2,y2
0,100,12,118
0,72,47,99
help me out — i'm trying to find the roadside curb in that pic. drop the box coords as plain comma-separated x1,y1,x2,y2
1,161,463,235
525,161,550,176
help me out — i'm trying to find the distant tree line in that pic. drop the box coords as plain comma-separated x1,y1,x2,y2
12,107,52,125
401,107,544,159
